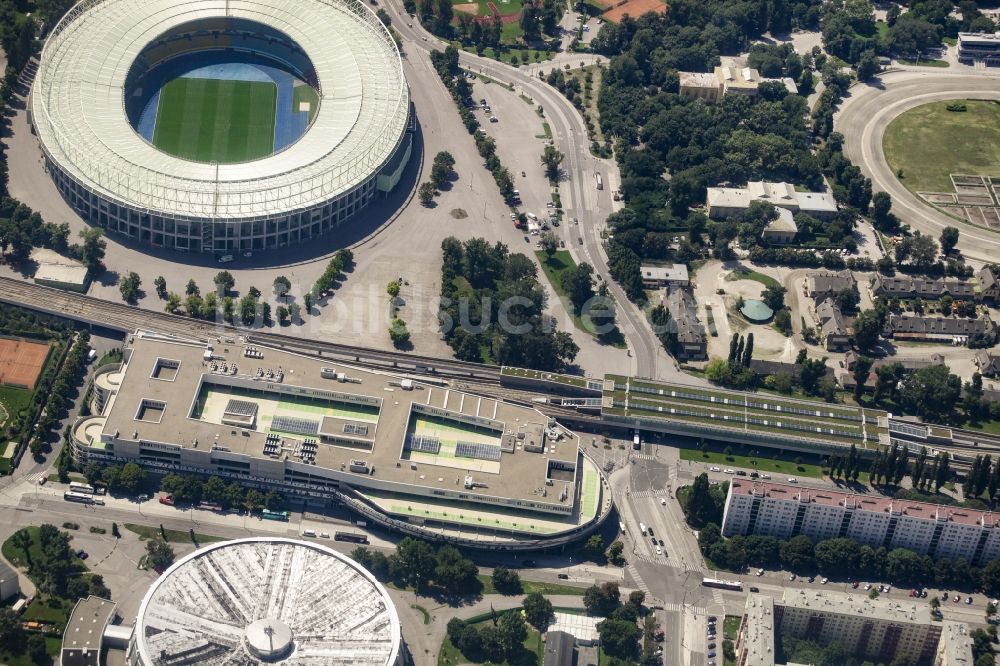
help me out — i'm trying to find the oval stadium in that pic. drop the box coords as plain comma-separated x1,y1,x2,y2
128,538,402,665
30,0,411,254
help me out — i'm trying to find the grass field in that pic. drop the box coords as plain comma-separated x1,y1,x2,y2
897,58,949,67
883,99,1000,193
153,78,277,163
0,385,32,429
476,574,587,596
124,523,226,544
725,268,779,289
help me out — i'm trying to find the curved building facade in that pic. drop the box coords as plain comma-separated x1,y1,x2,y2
31,0,410,254
127,538,402,665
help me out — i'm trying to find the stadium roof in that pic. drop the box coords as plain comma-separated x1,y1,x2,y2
32,0,409,220
133,538,400,665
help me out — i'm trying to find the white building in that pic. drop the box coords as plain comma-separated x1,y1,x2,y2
640,264,689,288
706,181,837,220
722,479,1000,565
958,31,1000,64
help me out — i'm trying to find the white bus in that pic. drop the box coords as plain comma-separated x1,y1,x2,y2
64,491,94,504
702,577,743,591
69,482,94,495
595,172,603,190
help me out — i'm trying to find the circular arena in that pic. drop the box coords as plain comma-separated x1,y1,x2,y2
129,538,402,665
30,0,411,254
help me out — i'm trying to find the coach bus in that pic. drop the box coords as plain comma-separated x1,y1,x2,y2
334,532,369,544
64,491,94,504
261,509,290,522
198,502,223,512
702,577,743,591
69,482,94,495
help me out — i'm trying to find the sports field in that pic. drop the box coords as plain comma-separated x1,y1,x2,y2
883,99,1000,193
152,78,277,163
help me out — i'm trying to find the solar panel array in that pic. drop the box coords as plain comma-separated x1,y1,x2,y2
405,434,440,454
271,415,320,436
343,423,370,436
455,441,502,461
263,433,281,456
224,399,258,418
300,438,318,464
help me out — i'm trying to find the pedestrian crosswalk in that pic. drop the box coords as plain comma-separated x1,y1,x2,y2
632,453,656,461
711,589,725,606
23,471,45,484
626,563,652,597
629,489,663,499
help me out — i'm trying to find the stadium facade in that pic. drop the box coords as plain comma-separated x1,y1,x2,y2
127,538,402,665
30,0,411,254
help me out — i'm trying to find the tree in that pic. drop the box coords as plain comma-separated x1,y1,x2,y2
539,231,558,258
584,582,621,616
742,332,754,367
79,228,106,271
491,566,522,594
276,305,289,324
853,308,883,352
0,607,24,653
583,534,605,560
780,534,815,572
118,462,146,494
762,284,787,312
852,355,873,401
185,279,199,296
899,365,962,423
434,545,479,594
685,473,714,526
418,181,436,205
146,538,175,571
165,292,182,314
389,318,410,347
214,271,235,294
597,617,641,659
11,529,31,567
26,631,46,662
799,357,828,395
522,592,554,631
273,275,292,298
561,262,595,312
498,612,528,659
154,276,167,298
940,226,960,255
856,50,880,80
541,145,564,182
119,272,142,304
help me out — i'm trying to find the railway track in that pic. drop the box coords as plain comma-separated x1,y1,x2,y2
0,276,501,381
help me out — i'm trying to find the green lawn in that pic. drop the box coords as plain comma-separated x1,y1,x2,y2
153,77,277,163
678,445,824,479
962,419,1000,436
439,613,543,666
536,250,624,345
884,99,1000,193
723,615,741,640
897,58,949,68
477,573,587,596
724,268,779,289
0,385,33,428
124,523,226,544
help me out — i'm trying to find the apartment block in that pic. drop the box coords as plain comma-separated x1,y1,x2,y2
722,480,1000,565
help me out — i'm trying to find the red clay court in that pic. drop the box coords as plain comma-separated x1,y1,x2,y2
0,338,50,390
602,0,666,23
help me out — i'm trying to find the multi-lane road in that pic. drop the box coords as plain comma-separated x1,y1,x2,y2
381,4,676,381
838,67,1000,263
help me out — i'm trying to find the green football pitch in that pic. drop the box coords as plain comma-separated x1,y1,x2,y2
152,77,277,163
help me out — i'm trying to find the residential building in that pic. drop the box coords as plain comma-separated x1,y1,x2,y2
715,59,760,97
978,266,999,302
869,274,979,301
664,287,707,360
807,271,857,301
958,31,1000,64
640,264,689,288
975,349,1000,378
884,314,996,344
678,71,721,102
816,299,851,351
736,592,972,666
706,181,837,219
722,479,1000,565
678,59,762,102
761,207,798,245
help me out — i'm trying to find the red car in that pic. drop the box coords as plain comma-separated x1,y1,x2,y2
159,495,175,506
851,581,859,589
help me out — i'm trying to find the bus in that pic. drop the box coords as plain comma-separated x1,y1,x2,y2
198,502,223,512
69,482,94,495
334,532,369,544
64,491,94,504
702,577,743,591
261,509,290,522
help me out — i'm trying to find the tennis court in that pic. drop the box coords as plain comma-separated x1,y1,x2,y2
0,338,50,390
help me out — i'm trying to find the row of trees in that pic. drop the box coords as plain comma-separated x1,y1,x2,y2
159,473,285,512
350,537,480,595
445,607,532,665
418,151,457,205
29,331,91,458
81,461,146,494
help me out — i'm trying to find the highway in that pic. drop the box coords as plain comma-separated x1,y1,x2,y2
837,68,1000,263
381,5,671,381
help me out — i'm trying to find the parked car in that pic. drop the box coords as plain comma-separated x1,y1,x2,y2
789,574,797,581
709,466,721,472
557,573,570,580
966,596,974,605
723,469,735,474
852,581,859,588
821,578,829,584
76,550,88,560
787,477,798,483
735,470,747,476
756,569,764,576
749,586,760,593
760,473,772,480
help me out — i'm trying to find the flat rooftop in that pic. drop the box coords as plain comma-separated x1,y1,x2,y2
603,375,887,448
730,479,1000,527
781,588,930,625
61,596,116,666
102,334,577,511
740,594,775,666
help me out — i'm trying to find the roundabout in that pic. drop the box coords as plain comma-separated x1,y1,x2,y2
837,69,1000,261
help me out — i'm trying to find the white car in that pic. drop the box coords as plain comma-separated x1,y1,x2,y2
787,477,798,483
760,473,772,479
821,577,829,584
864,583,873,590
656,546,662,556
660,498,667,506
723,469,735,474
756,568,764,576
709,466,721,472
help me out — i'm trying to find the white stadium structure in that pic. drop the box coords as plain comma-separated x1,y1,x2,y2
30,0,411,254
127,538,402,665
